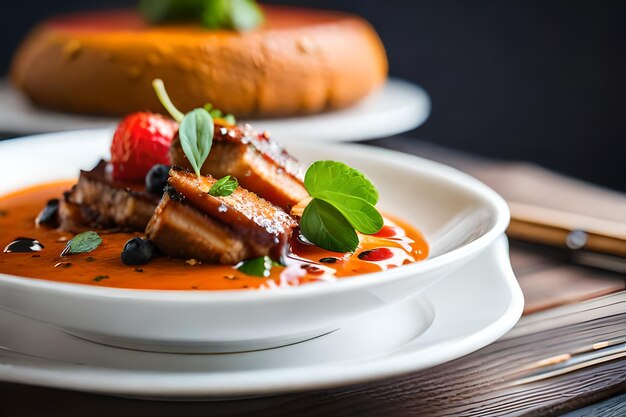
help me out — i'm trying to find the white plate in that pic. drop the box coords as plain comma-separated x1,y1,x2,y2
0,78,430,142
0,236,523,399
0,129,509,352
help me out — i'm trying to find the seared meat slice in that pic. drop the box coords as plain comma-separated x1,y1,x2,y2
145,193,248,264
58,199,92,233
61,160,159,232
146,168,297,264
169,124,309,211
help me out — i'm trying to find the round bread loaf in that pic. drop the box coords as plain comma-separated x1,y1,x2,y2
11,6,387,117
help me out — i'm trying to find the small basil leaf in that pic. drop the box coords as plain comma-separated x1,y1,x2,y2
304,160,378,205
316,191,384,234
61,231,102,256
179,108,214,177
300,199,359,253
209,175,238,197
237,256,274,277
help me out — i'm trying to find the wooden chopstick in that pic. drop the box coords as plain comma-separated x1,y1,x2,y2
507,202,626,258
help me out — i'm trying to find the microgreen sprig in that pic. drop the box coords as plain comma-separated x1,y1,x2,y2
152,79,184,123
153,79,214,179
209,175,238,197
204,103,236,126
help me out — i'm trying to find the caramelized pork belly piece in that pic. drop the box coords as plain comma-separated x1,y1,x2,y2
145,193,247,264
169,124,309,211
146,168,297,264
61,160,159,232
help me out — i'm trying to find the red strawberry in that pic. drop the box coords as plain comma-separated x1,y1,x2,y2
110,112,178,181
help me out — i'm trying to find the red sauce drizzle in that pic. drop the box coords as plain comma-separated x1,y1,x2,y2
357,248,394,262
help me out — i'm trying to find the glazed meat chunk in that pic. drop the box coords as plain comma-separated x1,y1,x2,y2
60,160,159,232
170,124,309,211
146,168,297,264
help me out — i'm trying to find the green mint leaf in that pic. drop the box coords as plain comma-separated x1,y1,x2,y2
300,199,359,253
179,108,214,178
202,0,229,28
140,0,264,31
237,256,274,277
209,175,238,197
152,79,184,122
228,0,264,30
202,0,263,31
304,160,379,205
61,231,102,256
315,191,384,234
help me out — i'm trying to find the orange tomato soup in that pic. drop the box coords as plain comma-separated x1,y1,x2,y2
0,182,428,290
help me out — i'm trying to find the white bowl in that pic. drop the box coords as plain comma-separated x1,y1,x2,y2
0,130,509,352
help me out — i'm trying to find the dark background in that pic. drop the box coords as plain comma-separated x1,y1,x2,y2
1,0,624,191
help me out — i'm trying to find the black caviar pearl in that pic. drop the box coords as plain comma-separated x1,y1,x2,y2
319,257,339,264
145,164,170,195
121,237,156,266
36,198,60,227
3,237,44,253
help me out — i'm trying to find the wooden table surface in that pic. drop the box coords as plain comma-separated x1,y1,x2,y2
1,135,625,416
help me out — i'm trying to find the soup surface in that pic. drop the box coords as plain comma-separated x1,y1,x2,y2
0,182,428,290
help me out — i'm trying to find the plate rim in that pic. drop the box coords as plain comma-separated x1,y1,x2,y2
0,236,523,398
0,78,431,142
